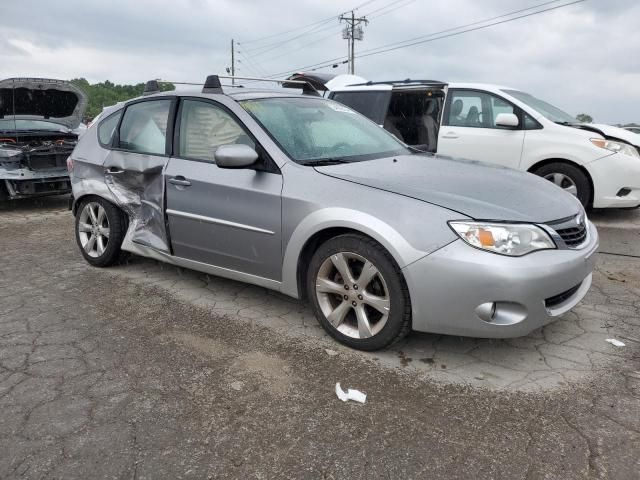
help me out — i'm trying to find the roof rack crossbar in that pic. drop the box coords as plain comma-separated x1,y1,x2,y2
347,79,446,87
156,75,319,96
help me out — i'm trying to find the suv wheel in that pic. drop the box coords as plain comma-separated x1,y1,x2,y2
534,162,591,207
75,197,127,267
306,234,411,351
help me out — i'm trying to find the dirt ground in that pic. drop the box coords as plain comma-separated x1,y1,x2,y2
1,196,639,479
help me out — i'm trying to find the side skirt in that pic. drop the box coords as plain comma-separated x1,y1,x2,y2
121,237,283,293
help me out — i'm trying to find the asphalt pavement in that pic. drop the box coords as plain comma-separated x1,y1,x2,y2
1,196,639,479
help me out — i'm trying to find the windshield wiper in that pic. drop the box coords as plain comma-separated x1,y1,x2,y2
305,158,351,166
554,121,579,126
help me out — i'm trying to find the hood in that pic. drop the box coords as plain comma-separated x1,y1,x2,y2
315,154,582,223
0,78,87,130
574,123,640,147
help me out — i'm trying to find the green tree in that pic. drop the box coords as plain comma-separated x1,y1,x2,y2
69,78,174,120
576,113,593,123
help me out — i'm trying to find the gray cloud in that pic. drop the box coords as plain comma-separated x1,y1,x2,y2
0,0,637,123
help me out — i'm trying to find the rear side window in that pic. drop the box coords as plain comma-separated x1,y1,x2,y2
97,111,122,147
118,100,172,154
330,91,391,125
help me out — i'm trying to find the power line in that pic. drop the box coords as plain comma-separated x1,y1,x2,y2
239,0,402,60
262,0,585,78
357,0,571,56
356,0,586,59
239,0,381,46
362,0,417,18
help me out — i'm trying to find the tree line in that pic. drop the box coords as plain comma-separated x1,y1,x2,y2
70,78,174,120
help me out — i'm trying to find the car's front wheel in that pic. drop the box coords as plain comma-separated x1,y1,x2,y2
534,162,591,208
75,197,127,267
306,234,411,351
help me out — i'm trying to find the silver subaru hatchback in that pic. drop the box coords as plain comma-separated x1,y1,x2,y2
69,75,598,351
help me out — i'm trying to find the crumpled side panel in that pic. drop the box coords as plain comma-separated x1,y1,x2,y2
104,152,169,252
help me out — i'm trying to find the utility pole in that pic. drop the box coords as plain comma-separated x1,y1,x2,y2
340,11,368,74
231,39,235,85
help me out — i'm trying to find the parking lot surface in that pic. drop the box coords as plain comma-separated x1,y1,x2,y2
1,197,639,479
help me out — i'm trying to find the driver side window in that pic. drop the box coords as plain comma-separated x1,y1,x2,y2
445,90,517,129
178,100,255,162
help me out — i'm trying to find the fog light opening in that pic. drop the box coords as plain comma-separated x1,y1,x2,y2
475,301,528,326
616,188,632,197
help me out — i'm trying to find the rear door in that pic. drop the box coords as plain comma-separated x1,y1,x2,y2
103,97,175,252
438,89,525,168
164,98,283,280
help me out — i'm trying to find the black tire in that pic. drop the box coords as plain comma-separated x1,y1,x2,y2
306,234,411,351
534,162,591,208
75,197,127,267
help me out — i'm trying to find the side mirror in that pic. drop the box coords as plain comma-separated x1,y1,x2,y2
495,113,519,128
214,144,259,169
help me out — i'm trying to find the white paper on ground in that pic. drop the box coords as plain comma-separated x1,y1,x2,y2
335,382,367,404
605,338,625,347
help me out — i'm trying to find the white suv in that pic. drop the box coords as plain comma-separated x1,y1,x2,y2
324,76,640,209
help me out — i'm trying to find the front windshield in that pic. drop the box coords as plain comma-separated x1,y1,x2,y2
240,97,409,164
0,119,68,132
503,89,577,124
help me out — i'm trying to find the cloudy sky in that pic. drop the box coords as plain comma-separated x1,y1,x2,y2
1,0,638,123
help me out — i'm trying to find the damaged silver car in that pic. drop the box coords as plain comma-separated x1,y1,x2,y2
0,78,87,200
69,75,598,351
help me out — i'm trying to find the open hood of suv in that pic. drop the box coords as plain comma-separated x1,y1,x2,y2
315,154,582,223
0,78,87,130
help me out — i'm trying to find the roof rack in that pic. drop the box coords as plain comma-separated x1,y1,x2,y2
348,79,446,88
142,74,321,96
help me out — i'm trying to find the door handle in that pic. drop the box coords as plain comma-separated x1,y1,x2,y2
168,176,192,187
105,167,124,174
441,132,459,139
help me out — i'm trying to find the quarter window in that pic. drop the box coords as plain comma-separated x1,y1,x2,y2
118,100,171,154
97,111,122,147
446,90,518,129
178,100,254,162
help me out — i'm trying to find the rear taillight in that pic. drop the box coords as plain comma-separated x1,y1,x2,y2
66,157,74,173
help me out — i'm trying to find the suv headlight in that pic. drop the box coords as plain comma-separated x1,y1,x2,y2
449,221,556,256
590,138,639,158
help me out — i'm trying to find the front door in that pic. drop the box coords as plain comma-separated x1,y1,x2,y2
437,89,525,168
165,98,283,281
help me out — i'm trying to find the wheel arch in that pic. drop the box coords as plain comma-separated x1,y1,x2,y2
528,158,594,207
281,208,426,299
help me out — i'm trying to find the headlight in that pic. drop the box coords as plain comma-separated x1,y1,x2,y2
590,138,639,158
449,221,556,256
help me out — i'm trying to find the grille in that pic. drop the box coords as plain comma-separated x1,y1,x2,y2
545,283,582,309
556,223,587,248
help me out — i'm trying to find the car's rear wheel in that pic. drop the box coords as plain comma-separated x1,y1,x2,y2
534,162,591,208
306,234,411,351
75,197,127,267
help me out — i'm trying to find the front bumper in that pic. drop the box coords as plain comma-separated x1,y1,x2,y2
588,153,640,209
1,167,71,199
403,221,599,338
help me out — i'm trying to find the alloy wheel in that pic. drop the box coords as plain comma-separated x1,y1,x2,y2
544,172,578,196
78,202,110,258
315,251,390,339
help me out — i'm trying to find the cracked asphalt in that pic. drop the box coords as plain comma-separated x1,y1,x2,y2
1,196,639,479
